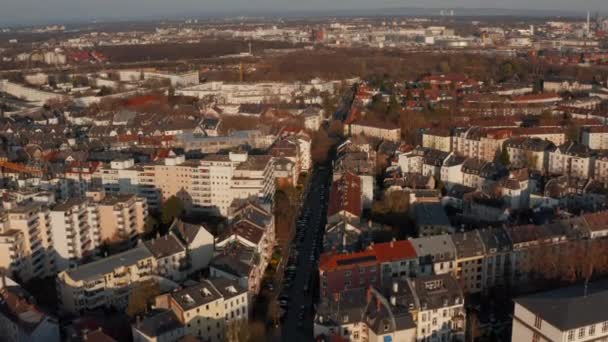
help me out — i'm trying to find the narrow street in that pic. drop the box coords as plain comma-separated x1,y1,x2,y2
279,164,332,341
278,85,355,341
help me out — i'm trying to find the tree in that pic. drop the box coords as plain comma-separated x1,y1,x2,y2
497,147,510,166
161,196,184,225
97,86,113,97
126,280,160,318
225,319,250,342
144,216,159,236
311,129,334,163
438,61,451,74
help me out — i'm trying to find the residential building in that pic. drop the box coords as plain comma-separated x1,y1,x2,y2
412,202,453,236
411,235,456,276
0,276,60,342
504,137,554,172
582,126,608,150
91,193,148,244
49,199,98,272
314,283,417,342
548,142,594,179
327,172,363,224
451,231,485,294
478,227,512,290
413,274,466,342
56,245,157,314
347,120,401,142
149,278,248,342
2,202,54,282
512,280,608,342
422,129,452,152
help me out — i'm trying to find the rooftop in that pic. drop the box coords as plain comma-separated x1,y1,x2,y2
515,280,608,331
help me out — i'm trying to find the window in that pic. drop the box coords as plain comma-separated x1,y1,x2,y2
534,316,542,329
603,321,608,333
589,324,595,336
579,328,585,339
567,330,574,341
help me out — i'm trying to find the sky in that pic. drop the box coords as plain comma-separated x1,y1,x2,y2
1,0,608,26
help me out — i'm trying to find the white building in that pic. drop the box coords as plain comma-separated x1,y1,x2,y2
512,281,608,342
0,277,60,342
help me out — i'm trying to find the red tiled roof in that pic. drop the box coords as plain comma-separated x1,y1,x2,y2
582,211,608,232
327,172,362,218
319,249,377,272
371,240,417,262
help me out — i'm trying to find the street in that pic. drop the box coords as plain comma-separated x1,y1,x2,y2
278,164,332,341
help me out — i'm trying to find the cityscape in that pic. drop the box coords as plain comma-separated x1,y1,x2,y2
1,1,608,342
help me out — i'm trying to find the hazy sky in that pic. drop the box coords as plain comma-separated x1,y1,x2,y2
2,0,608,26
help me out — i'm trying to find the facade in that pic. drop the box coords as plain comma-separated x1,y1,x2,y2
0,277,60,342
422,129,452,152
451,231,485,294
2,203,54,282
413,274,466,342
512,281,608,342
101,153,274,216
347,120,401,142
504,137,554,172
411,235,456,276
319,240,418,299
49,199,98,272
548,143,594,179
412,202,453,236
92,193,147,243
582,126,608,150
56,245,157,314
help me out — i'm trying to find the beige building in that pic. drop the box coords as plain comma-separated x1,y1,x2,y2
56,245,157,314
1,203,54,282
451,231,485,294
132,278,248,342
582,126,608,150
91,193,147,243
422,129,452,152
347,120,401,142
101,152,274,216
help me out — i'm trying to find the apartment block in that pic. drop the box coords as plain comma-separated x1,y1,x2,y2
512,281,608,342
56,245,157,314
132,278,247,342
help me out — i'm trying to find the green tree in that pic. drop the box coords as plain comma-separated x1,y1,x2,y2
144,216,160,236
386,95,401,122
497,147,510,166
97,86,112,96
126,280,160,318
161,196,184,225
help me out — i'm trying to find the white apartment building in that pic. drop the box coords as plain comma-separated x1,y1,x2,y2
56,245,157,314
512,281,608,342
412,275,466,342
548,143,594,179
0,277,61,342
49,199,99,272
1,203,54,282
582,126,608,150
422,130,452,152
101,153,274,216
134,278,248,342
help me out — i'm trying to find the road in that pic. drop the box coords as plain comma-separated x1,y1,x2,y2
279,164,332,341
278,85,355,341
